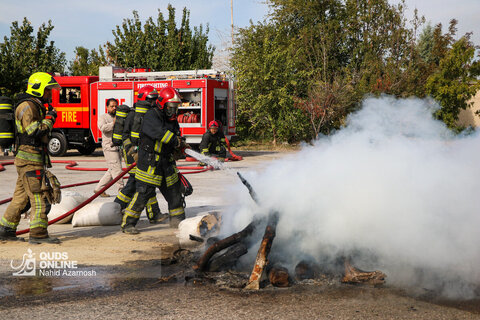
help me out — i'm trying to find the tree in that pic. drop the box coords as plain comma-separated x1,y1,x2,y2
425,34,480,129
232,0,420,143
70,46,108,76
418,24,435,64
232,22,310,144
106,5,214,70
294,78,354,140
0,18,66,97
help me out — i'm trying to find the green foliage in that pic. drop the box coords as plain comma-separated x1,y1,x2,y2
106,5,214,70
70,46,108,76
0,18,66,97
232,0,479,142
232,22,310,144
426,35,480,129
418,24,435,64
233,0,420,142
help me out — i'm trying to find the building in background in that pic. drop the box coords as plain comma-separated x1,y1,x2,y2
457,90,480,127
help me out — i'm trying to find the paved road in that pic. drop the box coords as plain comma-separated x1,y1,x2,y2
1,149,479,319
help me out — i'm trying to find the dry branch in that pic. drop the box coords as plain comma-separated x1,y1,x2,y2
341,259,386,285
244,213,279,290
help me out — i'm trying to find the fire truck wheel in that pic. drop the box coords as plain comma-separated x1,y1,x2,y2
76,143,96,155
48,132,68,157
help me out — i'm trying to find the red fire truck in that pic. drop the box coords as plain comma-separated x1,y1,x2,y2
48,66,236,156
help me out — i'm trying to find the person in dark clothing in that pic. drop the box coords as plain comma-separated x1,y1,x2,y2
130,85,159,146
113,88,166,224
121,86,188,234
199,120,227,161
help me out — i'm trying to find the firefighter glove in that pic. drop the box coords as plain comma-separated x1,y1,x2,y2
42,170,62,204
176,136,182,148
182,144,191,155
126,146,137,157
177,137,188,149
45,108,57,124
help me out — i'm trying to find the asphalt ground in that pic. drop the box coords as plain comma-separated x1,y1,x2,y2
0,149,479,319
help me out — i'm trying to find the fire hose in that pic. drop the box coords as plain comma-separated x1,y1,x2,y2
0,159,211,173
0,159,211,206
0,157,213,235
15,162,136,235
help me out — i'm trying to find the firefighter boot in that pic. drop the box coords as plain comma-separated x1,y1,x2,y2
169,213,185,228
0,226,25,242
122,225,140,234
149,213,169,224
29,236,61,244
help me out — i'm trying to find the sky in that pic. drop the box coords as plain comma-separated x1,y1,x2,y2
0,0,478,63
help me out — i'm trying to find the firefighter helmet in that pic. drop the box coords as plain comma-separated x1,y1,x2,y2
208,120,219,129
157,87,182,120
26,72,61,97
137,85,158,101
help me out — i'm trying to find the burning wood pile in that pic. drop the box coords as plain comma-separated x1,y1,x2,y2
187,173,386,290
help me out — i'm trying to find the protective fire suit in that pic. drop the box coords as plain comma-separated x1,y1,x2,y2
114,107,162,221
199,130,227,159
122,107,184,229
130,100,151,146
0,94,54,238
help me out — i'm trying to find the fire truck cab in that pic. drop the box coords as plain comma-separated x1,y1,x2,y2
49,66,236,156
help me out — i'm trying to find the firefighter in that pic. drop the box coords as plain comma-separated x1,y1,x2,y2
121,86,188,234
94,98,124,197
114,86,166,223
199,120,227,161
0,72,61,243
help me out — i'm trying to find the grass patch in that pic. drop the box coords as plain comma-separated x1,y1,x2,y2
230,139,302,151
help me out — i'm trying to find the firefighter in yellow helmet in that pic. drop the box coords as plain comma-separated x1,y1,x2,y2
0,72,61,243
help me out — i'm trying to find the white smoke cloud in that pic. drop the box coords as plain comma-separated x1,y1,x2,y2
223,96,480,298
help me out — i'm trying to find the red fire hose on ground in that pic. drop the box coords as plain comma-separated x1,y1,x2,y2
15,162,137,235
0,159,211,173
0,156,214,235
0,143,243,234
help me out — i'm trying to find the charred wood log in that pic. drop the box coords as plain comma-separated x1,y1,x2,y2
189,234,204,243
244,213,279,290
208,242,248,272
194,173,260,272
206,236,220,247
341,259,386,285
193,220,256,271
295,260,317,280
237,172,258,203
267,265,291,287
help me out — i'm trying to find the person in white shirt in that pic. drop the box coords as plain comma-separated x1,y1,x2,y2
94,98,124,197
